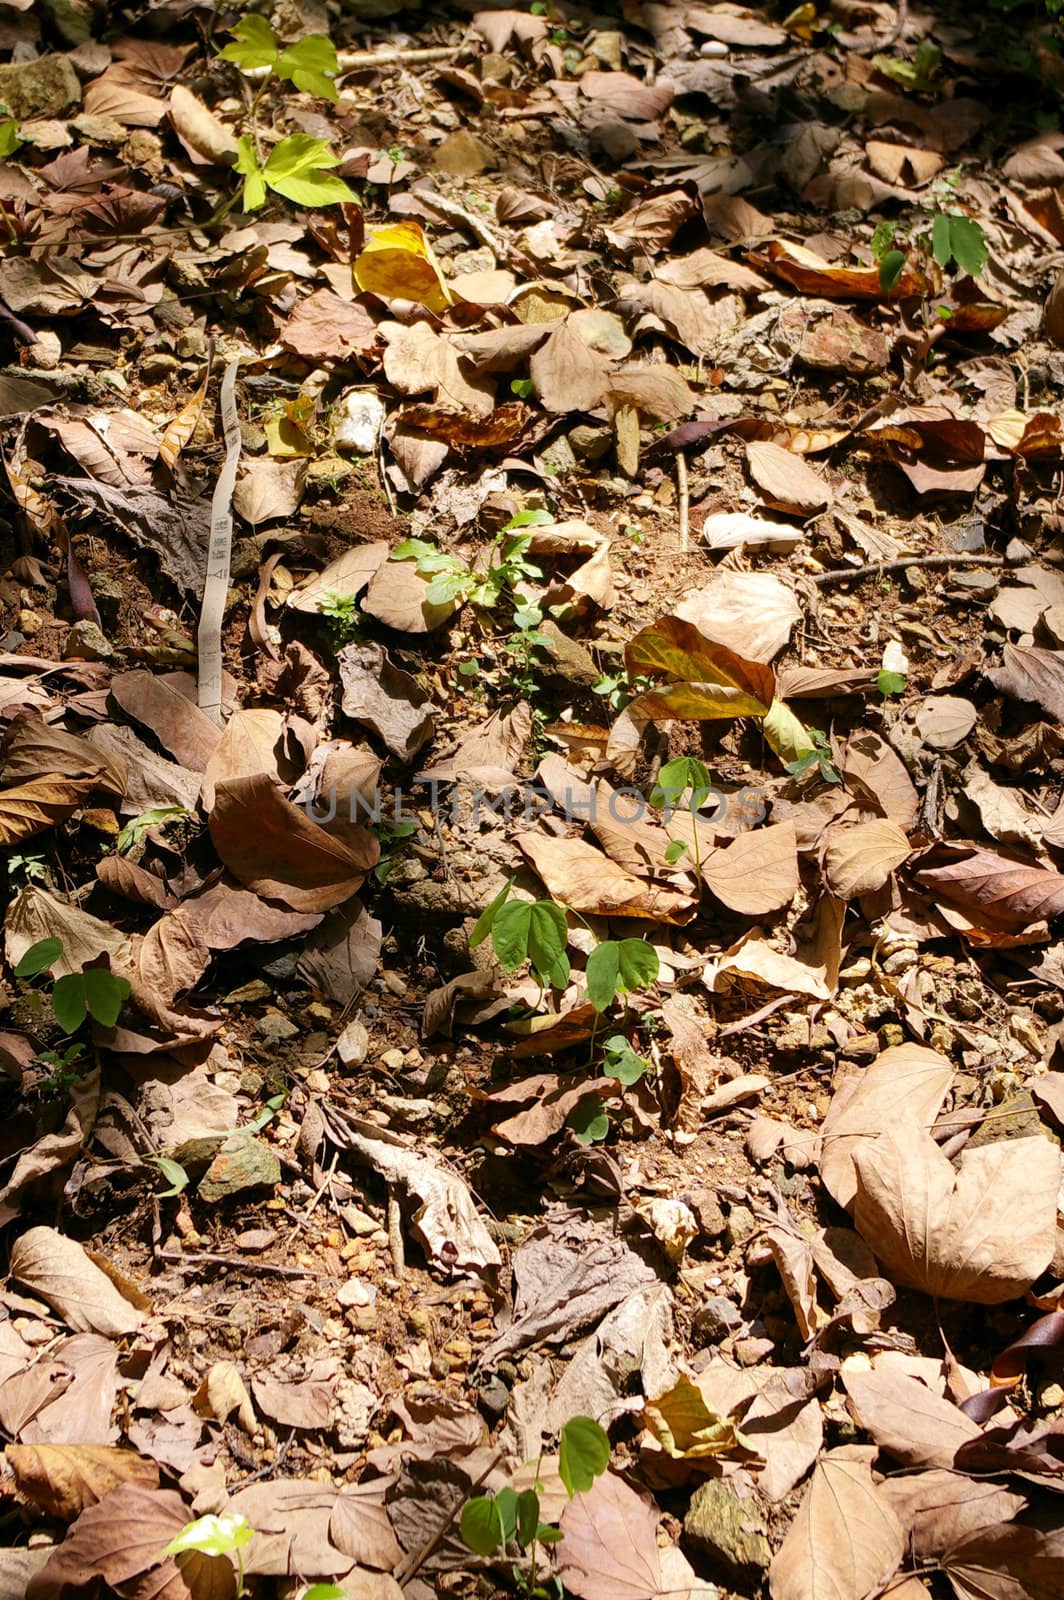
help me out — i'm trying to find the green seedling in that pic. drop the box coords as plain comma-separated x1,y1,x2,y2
164,1511,253,1598
219,16,341,99
585,937,658,1014
0,119,21,158
876,668,907,698
116,806,187,857
471,880,569,991
317,587,363,648
872,37,942,91
151,1156,191,1198
393,512,551,613
460,1416,609,1595
652,755,715,883
784,728,841,785
600,1033,650,1085
372,818,417,884
15,938,131,1035
871,209,988,294
235,133,355,213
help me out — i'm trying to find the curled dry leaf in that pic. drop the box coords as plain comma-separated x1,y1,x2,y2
209,773,377,912
853,1124,1061,1303
822,818,911,899
110,670,222,773
10,1228,145,1338
287,542,389,614
819,1042,953,1210
768,1449,904,1600
337,641,435,761
912,842,1064,931
842,730,920,829
746,440,832,515
0,774,97,847
915,696,979,751
750,237,926,300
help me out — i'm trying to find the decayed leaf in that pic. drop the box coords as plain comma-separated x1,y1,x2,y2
986,642,1064,721
517,831,697,924
10,1228,145,1337
915,696,979,751
913,842,1064,931
3,717,125,796
558,1472,665,1600
353,220,453,313
712,896,844,1001
281,289,379,361
822,818,911,899
530,316,612,413
746,440,832,514
110,670,222,772
139,880,319,1005
853,1124,1061,1303
232,458,307,527
5,886,134,980
330,1479,403,1571
769,1450,905,1600
842,730,920,829
251,1370,333,1431
287,541,389,614
701,822,800,915
6,1443,159,1521
841,1368,981,1470
337,642,435,761
209,773,377,912
819,1043,953,1210
942,1521,1064,1600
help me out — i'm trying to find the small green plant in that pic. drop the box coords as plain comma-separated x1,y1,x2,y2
116,807,188,857
460,1416,609,1595
871,207,988,294
151,1155,191,1198
876,668,907,698
0,119,22,158
15,938,131,1035
784,729,841,785
36,1041,87,1095
471,880,569,991
652,756,714,879
217,18,354,213
393,511,551,613
317,587,363,648
372,818,417,884
872,37,942,91
7,849,50,887
600,1032,650,1085
164,1511,253,1597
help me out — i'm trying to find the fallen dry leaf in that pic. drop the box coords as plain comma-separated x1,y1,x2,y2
746,440,832,515
822,818,911,899
209,773,377,912
517,830,697,924
769,1449,904,1600
819,1043,954,1210
10,1228,145,1338
5,1443,159,1522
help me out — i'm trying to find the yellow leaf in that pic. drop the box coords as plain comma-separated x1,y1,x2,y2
643,1376,760,1461
763,698,815,762
353,221,454,314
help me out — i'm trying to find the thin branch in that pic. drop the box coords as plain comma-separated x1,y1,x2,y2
812,553,1009,588
676,450,689,553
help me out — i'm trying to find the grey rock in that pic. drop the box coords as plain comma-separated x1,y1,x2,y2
63,620,112,661
255,1011,300,1044
725,1203,757,1249
197,1134,281,1201
691,1296,741,1344
684,1480,770,1580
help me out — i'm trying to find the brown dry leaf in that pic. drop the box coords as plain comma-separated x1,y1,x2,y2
878,1470,1026,1560
250,1371,333,1431
337,642,435,762
361,556,457,632
913,842,1064,931
842,730,920,829
701,511,804,553
232,458,306,528
558,1471,665,1600
604,185,701,253
330,1480,403,1572
746,440,832,514
712,895,844,1001
193,1360,256,1432
517,830,697,924
765,1228,821,1341
656,247,768,293
675,571,801,663
942,1522,1064,1600
606,364,695,424
841,1368,982,1470
110,670,222,772
822,818,911,899
819,1043,953,1210
6,885,134,980
701,822,800,915
3,718,124,795
297,897,382,1005
159,366,209,475
0,774,97,846
853,1124,1061,1303
168,84,237,165
288,542,389,615
10,1228,145,1338
866,140,944,186
915,696,979,751
768,1449,905,1600
199,708,288,812
750,237,925,300
209,773,377,912
138,880,319,1006
24,1485,193,1600
420,703,533,784
580,69,674,121
281,289,379,362
6,1443,159,1522
530,317,612,413
987,642,1064,721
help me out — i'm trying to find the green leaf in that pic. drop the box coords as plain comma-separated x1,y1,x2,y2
527,901,569,987
602,1034,648,1086
947,215,988,279
869,219,895,261
0,119,21,159
559,1415,610,1497
536,1524,565,1543
515,1489,540,1548
510,378,534,398
302,1587,350,1600
278,35,339,99
164,1512,254,1559
82,967,130,1028
263,135,356,209
876,669,907,697
586,941,620,1012
664,839,688,865
501,509,554,530
493,1487,518,1544
878,250,906,292
15,937,62,978
469,878,513,950
460,1495,505,1557
491,900,532,970
931,210,953,271
567,1097,609,1145
51,974,87,1034
651,755,711,810
151,1157,190,1198
218,14,279,72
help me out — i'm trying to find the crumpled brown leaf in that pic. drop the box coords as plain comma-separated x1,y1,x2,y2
209,773,377,912
10,1227,144,1337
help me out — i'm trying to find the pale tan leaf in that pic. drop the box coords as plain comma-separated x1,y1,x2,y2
841,1368,982,1470
6,1444,159,1522
769,1450,904,1600
0,774,96,846
819,1043,953,1210
878,1469,1026,1560
747,439,832,514
702,821,799,915
822,818,911,898
10,1228,144,1338
517,830,697,924
530,317,612,413
842,730,919,828
558,1472,662,1600
853,1125,1061,1303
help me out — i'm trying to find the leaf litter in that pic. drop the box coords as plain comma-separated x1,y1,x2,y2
4,1,1064,1597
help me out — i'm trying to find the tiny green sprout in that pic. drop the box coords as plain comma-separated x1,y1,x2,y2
930,211,988,279
317,587,362,648
511,378,535,398
165,1511,253,1597
601,1033,649,1086
219,17,341,100
371,818,417,885
236,133,356,213
14,938,131,1034
876,669,907,698
784,729,841,785
116,807,187,857
471,880,570,991
566,1096,610,1144
302,1587,351,1600
664,839,689,865
151,1156,190,1198
585,938,659,1014
0,119,22,158
558,1415,610,1497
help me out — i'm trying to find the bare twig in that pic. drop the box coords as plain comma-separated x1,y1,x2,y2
676,450,689,553
812,553,1009,588
337,45,461,69
156,1249,330,1279
387,1191,405,1276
